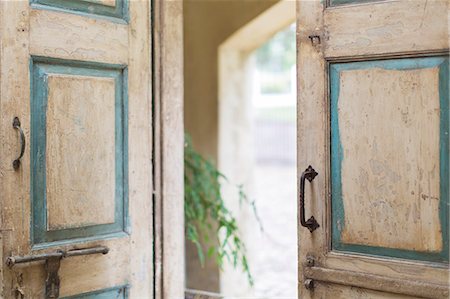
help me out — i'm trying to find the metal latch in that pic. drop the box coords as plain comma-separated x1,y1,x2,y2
6,246,109,299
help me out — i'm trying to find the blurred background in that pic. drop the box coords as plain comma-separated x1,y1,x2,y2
184,1,296,298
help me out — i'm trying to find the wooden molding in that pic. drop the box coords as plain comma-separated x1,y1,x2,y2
304,266,449,299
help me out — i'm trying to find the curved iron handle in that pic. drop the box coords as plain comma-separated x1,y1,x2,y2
299,165,320,232
12,117,25,170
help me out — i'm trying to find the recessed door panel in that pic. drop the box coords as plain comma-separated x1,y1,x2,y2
330,57,449,262
30,57,128,246
46,74,116,231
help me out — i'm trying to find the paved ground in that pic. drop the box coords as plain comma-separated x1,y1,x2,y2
221,113,297,298
246,163,298,299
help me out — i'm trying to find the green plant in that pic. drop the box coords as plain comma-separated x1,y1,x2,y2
184,134,260,286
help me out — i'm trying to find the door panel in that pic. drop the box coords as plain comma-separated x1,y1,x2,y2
297,0,449,298
331,57,448,262
0,0,152,297
29,9,129,65
324,1,448,58
31,57,128,246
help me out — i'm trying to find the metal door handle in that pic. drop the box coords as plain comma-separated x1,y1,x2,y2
6,246,109,299
299,165,320,232
12,117,25,170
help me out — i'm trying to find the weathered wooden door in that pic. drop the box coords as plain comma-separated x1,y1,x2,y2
0,0,153,297
297,0,448,298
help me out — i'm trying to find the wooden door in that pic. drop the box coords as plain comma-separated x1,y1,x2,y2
297,0,448,298
0,0,153,298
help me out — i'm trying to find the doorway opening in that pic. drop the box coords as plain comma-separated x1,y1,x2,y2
217,3,296,298
184,0,296,297
248,24,297,297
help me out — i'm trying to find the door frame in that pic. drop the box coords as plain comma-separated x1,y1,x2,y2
152,0,185,298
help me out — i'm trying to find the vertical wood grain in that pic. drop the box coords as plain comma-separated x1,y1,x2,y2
153,0,185,298
46,75,116,230
127,0,153,297
0,0,33,297
297,1,327,298
338,67,442,252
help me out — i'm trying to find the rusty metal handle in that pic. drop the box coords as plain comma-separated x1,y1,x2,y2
12,117,25,170
6,246,109,267
299,165,320,232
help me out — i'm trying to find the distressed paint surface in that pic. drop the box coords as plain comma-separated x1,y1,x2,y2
298,0,449,297
0,0,154,297
331,57,449,262
46,75,116,230
30,57,128,245
324,1,448,59
30,9,129,65
340,67,441,251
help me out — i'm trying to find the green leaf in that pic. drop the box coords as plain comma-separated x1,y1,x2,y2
184,133,258,286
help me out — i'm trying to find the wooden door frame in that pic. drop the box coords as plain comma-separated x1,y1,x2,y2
153,0,185,298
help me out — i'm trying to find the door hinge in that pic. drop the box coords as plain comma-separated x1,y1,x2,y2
304,255,316,291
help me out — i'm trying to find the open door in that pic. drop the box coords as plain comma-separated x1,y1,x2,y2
297,0,448,298
0,0,153,297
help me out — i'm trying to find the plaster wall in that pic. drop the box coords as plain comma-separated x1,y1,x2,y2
184,0,278,160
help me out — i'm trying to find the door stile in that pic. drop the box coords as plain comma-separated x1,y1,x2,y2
127,0,154,297
297,1,328,297
0,1,33,296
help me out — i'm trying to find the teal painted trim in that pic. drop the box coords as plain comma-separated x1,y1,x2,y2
30,56,129,247
62,285,128,299
30,0,129,23
330,56,449,263
329,0,380,6
438,58,449,263
330,63,345,254
32,232,128,250
122,68,130,233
